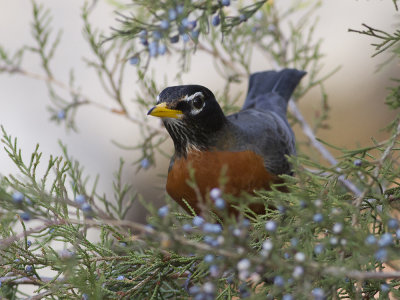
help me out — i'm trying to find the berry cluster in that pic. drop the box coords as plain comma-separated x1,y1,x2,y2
127,0,263,65
75,194,94,218
12,191,32,221
129,3,199,64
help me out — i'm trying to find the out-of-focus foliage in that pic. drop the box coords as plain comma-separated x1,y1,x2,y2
0,0,400,299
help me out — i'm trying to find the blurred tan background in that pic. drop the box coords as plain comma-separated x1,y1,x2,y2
0,1,398,223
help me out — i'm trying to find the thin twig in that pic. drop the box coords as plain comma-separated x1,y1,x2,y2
351,119,400,225
0,64,165,134
289,100,362,197
353,119,400,208
27,290,57,300
196,41,245,76
125,269,158,295
373,120,400,178
0,276,65,285
322,265,400,280
0,222,53,250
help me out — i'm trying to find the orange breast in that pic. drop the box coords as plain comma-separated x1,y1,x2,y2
166,150,278,215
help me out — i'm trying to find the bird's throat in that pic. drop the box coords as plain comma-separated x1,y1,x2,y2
164,119,213,157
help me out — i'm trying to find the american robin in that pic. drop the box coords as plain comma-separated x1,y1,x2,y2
147,69,306,215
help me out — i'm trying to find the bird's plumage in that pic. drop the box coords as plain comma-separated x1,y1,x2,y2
228,69,306,174
148,68,306,214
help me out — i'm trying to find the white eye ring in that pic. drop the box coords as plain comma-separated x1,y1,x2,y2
186,92,204,102
187,92,205,115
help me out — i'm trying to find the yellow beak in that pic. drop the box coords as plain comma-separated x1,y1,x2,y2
147,102,183,119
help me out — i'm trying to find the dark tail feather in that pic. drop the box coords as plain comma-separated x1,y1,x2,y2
243,69,306,110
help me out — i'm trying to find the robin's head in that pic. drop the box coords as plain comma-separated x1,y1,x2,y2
148,85,227,156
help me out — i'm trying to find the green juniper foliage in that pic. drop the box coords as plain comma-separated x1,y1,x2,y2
1,0,400,299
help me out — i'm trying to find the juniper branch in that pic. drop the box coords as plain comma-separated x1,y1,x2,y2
352,118,400,226
349,23,400,57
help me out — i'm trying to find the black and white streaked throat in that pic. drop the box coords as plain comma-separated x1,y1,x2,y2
147,85,228,157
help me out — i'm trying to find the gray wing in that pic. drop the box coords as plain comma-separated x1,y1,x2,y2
227,109,295,175
224,69,305,175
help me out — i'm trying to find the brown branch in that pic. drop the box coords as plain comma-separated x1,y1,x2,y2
28,290,57,300
124,269,158,296
0,276,68,300
0,276,65,285
321,265,400,280
0,221,57,251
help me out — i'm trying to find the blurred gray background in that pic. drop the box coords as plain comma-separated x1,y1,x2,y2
0,1,398,223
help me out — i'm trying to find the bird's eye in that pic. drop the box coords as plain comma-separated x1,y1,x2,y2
192,96,204,109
